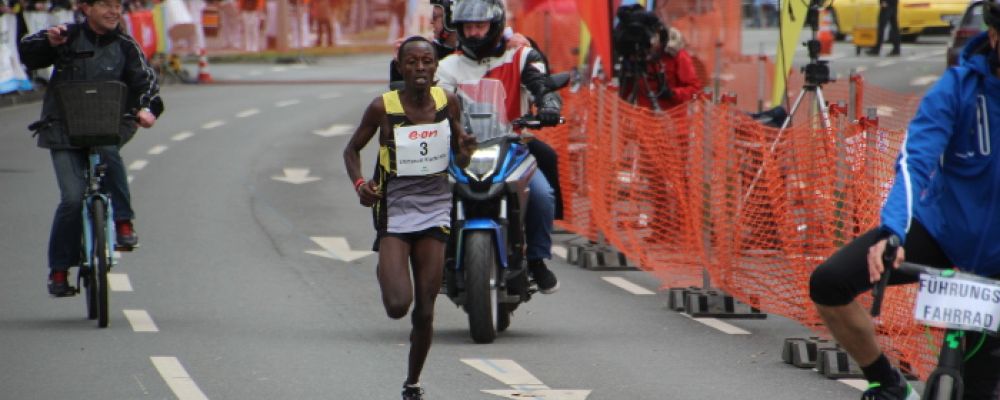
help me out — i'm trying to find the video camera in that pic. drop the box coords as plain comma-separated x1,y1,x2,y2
613,5,665,62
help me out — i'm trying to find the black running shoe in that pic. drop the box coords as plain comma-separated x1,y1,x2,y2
861,369,919,400
47,270,76,297
402,383,424,400
528,260,559,294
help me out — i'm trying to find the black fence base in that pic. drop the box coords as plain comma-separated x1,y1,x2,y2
667,287,767,319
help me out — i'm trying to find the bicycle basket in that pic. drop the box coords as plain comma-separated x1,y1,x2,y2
53,81,127,146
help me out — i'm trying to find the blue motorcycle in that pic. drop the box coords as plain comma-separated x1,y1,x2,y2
444,79,554,343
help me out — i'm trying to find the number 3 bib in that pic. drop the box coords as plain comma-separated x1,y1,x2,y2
393,119,452,176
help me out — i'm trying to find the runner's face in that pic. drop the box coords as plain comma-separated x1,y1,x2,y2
83,0,121,34
399,41,437,91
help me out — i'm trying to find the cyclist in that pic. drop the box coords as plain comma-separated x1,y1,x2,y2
342,36,476,400
434,0,563,293
808,3,1000,398
19,0,163,297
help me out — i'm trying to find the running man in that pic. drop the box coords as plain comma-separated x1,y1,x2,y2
342,36,476,400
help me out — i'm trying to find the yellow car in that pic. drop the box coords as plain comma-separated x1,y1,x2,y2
827,0,969,41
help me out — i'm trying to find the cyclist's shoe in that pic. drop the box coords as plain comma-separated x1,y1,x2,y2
47,270,76,297
860,370,919,400
115,220,138,250
528,260,559,294
401,383,424,400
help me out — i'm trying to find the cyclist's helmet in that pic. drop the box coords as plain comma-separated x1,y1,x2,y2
430,0,456,32
452,0,506,60
984,0,1000,30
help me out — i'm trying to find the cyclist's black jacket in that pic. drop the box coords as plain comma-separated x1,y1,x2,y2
19,22,164,149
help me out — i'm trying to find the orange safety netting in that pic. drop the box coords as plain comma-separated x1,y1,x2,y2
536,84,942,379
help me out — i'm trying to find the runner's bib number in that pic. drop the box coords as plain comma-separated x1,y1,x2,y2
914,273,1000,333
394,120,451,176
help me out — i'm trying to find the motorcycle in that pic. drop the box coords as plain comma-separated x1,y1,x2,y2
444,78,557,344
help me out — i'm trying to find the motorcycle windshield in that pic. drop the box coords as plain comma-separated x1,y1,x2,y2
456,79,512,143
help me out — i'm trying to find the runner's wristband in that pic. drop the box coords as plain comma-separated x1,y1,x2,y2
354,178,366,192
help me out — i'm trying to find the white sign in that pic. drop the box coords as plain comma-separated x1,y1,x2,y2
393,120,451,176
914,274,1000,333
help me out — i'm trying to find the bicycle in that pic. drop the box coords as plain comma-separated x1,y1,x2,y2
871,236,1000,400
31,80,133,328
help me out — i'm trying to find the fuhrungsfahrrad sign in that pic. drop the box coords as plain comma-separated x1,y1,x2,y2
914,274,1000,333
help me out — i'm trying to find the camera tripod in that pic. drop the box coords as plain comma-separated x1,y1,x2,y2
619,57,666,112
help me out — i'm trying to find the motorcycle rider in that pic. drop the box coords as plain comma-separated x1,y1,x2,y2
434,0,562,293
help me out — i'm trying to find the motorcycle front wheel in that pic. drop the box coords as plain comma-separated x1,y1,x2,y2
463,231,499,344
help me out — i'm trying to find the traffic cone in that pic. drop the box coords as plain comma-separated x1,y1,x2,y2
817,8,835,55
197,48,213,83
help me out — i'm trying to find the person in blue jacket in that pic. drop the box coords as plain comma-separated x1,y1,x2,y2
808,3,1000,399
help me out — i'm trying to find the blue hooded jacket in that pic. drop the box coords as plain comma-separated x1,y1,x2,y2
881,32,1000,275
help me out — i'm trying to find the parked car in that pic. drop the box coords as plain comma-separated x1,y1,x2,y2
828,0,969,42
947,0,985,66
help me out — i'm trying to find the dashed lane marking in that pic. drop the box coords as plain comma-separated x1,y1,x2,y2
552,245,568,259
124,309,159,332
236,108,260,118
682,313,751,335
172,131,194,141
275,99,301,108
875,60,896,68
108,273,133,292
201,120,225,130
910,75,939,87
839,379,869,391
151,357,209,400
601,277,655,295
148,145,168,155
128,160,148,171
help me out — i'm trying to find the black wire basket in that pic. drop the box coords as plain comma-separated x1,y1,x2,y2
53,81,127,146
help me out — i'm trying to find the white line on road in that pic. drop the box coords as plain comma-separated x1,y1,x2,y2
874,60,896,68
854,66,868,73
124,309,159,332
910,75,939,87
235,108,260,118
275,99,301,108
172,131,194,141
128,160,148,171
108,273,133,292
151,357,209,400
682,313,751,335
148,145,168,155
248,70,263,76
201,120,225,130
271,66,287,72
839,379,869,391
601,277,655,295
552,245,567,259
127,175,134,183
461,359,546,387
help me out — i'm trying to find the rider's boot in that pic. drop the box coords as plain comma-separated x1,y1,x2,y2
47,269,76,297
115,220,138,250
528,260,559,294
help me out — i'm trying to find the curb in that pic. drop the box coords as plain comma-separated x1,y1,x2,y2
0,89,45,109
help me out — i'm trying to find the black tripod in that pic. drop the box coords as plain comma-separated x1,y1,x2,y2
781,1,833,132
619,55,666,112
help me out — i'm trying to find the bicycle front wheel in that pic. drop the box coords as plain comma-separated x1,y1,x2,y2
90,197,110,328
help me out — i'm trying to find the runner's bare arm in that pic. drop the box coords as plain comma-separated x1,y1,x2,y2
447,92,475,168
343,97,386,205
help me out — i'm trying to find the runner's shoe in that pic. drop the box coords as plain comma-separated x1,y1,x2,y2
861,369,919,400
402,383,424,400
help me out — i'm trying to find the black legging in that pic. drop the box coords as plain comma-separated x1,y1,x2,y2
809,220,1000,398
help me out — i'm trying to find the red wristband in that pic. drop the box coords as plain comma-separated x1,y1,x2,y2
354,178,366,192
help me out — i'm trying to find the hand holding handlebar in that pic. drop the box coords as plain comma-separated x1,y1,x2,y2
870,234,902,316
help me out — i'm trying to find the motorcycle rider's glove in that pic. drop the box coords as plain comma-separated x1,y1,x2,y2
537,91,562,126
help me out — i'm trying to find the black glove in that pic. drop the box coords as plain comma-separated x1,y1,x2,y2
537,91,562,126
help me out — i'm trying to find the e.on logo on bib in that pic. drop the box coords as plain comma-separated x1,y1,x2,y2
407,129,439,140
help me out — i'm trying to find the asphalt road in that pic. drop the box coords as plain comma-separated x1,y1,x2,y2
0,27,952,399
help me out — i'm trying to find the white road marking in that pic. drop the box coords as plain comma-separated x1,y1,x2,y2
854,66,868,73
128,160,148,171
306,236,374,262
313,124,354,137
601,277,655,295
910,75,939,87
839,379,870,391
201,120,225,130
876,105,896,117
123,309,159,332
148,145,168,155
108,273,133,292
682,313,751,335
272,168,321,184
875,60,895,68
462,359,545,386
275,99,301,108
172,131,194,141
247,70,263,76
151,357,209,400
271,66,287,72
127,175,134,183
318,92,342,99
552,245,568,259
236,108,260,118
483,390,591,400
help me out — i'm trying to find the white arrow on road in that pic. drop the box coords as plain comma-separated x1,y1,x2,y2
482,390,592,400
272,168,321,184
313,124,354,138
306,236,374,262
463,359,590,400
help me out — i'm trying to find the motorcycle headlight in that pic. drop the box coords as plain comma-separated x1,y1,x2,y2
465,144,500,181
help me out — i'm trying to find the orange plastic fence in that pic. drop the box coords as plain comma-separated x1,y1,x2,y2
536,84,942,379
